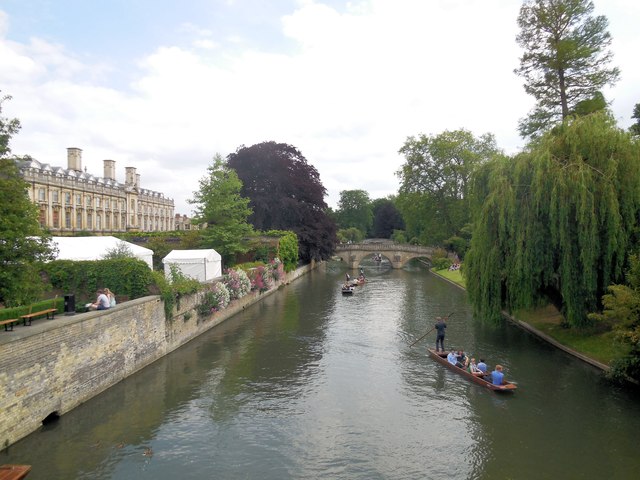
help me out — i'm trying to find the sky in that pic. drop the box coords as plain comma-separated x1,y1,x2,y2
1,0,638,215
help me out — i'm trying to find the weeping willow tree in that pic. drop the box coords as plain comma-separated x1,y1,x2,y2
466,112,640,326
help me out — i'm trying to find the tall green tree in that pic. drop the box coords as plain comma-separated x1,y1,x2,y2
0,94,55,306
227,141,337,262
189,154,254,264
588,254,640,381
396,129,499,245
515,0,620,138
465,112,640,326
630,103,640,137
335,189,373,234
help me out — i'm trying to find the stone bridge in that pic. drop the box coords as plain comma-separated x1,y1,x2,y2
334,242,442,269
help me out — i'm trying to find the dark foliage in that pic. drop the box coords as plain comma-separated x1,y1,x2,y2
371,199,405,238
227,141,337,262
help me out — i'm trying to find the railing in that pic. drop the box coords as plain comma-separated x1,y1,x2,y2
335,243,435,253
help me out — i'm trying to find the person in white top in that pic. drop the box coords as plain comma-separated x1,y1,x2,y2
104,288,117,308
89,289,111,310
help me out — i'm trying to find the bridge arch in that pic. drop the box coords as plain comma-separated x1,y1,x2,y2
334,243,439,269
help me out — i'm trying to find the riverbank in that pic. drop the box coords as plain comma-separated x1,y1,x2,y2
0,262,319,450
430,267,612,372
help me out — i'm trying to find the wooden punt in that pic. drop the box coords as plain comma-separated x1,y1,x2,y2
427,349,517,392
341,285,355,295
0,465,31,480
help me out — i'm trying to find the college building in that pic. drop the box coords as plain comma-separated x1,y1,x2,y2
17,147,176,234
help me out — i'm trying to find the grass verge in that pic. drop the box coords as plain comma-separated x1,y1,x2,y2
432,268,466,288
513,306,624,366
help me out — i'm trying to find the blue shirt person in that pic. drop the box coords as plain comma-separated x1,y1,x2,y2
491,365,504,385
477,359,487,373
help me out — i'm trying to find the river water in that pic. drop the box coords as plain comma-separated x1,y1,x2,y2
3,263,640,479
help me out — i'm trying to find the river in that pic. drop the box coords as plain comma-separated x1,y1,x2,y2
2,262,640,479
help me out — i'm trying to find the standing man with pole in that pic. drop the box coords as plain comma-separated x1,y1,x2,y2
435,316,446,352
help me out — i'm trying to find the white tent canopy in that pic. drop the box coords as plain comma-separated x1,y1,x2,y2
51,236,154,269
163,249,222,282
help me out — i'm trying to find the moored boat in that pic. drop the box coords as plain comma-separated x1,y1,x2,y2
427,349,517,392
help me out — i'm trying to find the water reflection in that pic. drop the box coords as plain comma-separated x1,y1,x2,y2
3,265,640,479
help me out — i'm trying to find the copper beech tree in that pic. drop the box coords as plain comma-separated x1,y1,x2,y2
227,141,337,263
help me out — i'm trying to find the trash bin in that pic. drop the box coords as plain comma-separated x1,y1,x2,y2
64,294,75,315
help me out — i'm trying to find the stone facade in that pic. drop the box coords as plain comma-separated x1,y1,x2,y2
17,147,175,233
174,213,198,231
0,263,315,450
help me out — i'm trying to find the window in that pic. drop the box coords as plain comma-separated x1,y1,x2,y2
96,214,102,230
76,194,82,205
65,192,71,205
87,212,92,229
112,200,117,210
65,211,71,228
38,188,46,201
53,210,60,228
86,196,92,207
105,213,111,229
52,190,59,203
96,197,101,207
76,212,82,229
39,207,46,227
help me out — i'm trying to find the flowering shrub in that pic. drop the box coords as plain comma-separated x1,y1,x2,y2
196,281,230,317
269,258,284,282
222,268,251,300
249,266,268,292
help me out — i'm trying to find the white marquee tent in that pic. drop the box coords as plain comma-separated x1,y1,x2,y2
51,236,154,269
163,249,222,282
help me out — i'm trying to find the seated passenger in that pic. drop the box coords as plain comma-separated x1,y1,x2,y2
447,350,457,365
455,350,468,369
477,358,487,374
491,365,505,386
468,358,483,375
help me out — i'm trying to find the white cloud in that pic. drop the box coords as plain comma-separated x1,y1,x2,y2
1,1,637,214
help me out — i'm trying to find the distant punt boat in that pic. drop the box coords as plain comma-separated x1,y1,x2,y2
341,285,355,295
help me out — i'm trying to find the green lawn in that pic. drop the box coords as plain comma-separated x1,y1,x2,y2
514,307,623,365
432,268,466,288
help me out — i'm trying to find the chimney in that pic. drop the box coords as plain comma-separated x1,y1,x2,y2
103,159,116,180
136,173,141,189
125,167,137,187
67,147,82,172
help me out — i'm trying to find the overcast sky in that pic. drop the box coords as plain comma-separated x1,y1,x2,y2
1,0,638,215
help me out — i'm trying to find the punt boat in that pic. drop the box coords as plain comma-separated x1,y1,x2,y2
427,349,517,392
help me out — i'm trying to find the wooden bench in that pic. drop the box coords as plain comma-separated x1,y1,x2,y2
0,319,20,332
19,296,58,326
20,308,57,326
